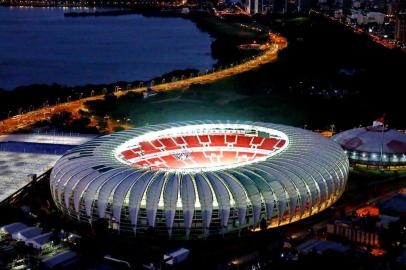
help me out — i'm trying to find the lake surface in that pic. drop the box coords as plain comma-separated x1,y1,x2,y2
0,7,215,90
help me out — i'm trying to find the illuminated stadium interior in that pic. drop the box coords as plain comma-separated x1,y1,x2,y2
115,124,289,172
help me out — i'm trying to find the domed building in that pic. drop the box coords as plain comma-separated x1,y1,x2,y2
332,125,406,170
50,121,349,239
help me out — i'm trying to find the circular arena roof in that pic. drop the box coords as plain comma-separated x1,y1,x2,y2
332,126,406,167
50,121,349,239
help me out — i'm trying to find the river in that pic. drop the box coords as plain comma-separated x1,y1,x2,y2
0,6,215,90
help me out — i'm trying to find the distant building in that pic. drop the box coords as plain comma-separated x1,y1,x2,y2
246,0,269,14
12,226,42,242
367,12,386,24
395,12,406,44
332,125,406,171
350,10,368,24
26,232,53,250
0,222,28,235
296,239,350,255
326,220,380,247
42,251,79,269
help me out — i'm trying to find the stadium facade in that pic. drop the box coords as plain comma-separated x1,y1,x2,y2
50,121,349,239
332,126,406,170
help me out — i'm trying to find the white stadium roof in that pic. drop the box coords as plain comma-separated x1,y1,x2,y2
0,133,95,202
332,126,406,167
50,121,349,239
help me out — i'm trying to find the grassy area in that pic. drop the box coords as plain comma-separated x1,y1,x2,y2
85,77,308,128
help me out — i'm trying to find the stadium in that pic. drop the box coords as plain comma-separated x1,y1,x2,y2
332,125,406,171
50,121,349,239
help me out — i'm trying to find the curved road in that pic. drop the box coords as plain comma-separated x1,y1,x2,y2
0,34,287,134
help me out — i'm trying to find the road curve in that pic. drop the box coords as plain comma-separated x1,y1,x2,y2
0,34,287,134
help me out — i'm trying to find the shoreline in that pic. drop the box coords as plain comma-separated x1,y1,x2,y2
0,6,266,92
0,7,217,92
0,34,288,134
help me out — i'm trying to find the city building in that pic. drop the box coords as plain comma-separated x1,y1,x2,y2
367,11,386,24
395,12,406,44
246,0,268,14
332,125,406,170
50,121,349,239
296,239,350,255
326,220,380,246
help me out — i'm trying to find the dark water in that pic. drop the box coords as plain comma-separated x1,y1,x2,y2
0,7,215,90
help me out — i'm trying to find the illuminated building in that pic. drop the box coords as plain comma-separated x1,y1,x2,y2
50,121,348,239
332,126,406,170
395,12,406,44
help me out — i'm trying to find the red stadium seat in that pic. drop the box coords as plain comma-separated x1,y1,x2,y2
199,135,210,144
139,141,160,154
251,137,264,145
225,135,237,144
121,149,140,160
235,135,252,148
209,135,226,147
147,157,163,164
159,138,181,150
151,140,163,148
174,136,186,145
258,138,278,150
183,136,203,148
276,140,286,148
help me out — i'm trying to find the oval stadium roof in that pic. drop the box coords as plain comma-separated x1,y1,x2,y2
50,120,349,239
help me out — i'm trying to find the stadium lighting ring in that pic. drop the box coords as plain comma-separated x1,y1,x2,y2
50,121,349,239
